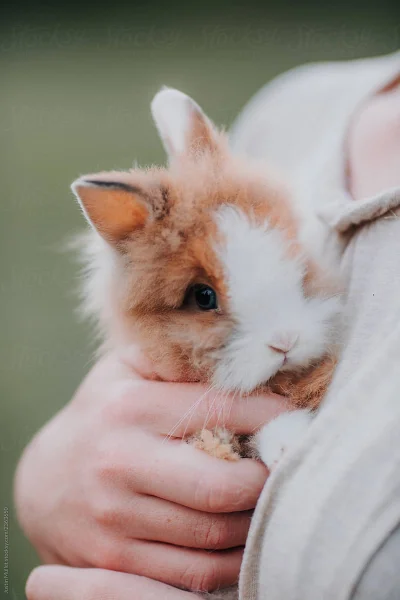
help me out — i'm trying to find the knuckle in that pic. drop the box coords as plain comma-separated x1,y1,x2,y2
94,443,123,483
196,475,232,513
93,438,141,493
195,517,227,549
210,519,230,549
227,480,258,511
182,559,220,592
96,540,127,571
92,496,120,529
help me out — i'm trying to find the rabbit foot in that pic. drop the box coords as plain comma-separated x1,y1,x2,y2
255,409,313,470
190,428,241,461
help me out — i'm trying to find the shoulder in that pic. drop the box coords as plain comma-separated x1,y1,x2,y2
229,54,400,173
229,61,355,170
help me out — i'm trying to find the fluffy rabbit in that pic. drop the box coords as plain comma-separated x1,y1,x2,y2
72,88,340,469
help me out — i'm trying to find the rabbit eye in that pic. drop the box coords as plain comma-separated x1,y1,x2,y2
193,284,218,311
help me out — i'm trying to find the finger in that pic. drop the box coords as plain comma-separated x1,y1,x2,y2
119,344,202,383
130,436,268,512
116,379,290,436
93,540,243,591
118,345,171,381
110,494,252,548
26,566,196,600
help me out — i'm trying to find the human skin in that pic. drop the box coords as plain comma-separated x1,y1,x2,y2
16,350,288,595
347,77,400,201
22,75,400,600
26,566,198,600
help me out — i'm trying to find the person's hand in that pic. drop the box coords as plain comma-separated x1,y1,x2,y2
15,351,288,591
26,566,199,600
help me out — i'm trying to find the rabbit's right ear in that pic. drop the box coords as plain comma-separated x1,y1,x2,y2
151,87,220,161
71,171,153,245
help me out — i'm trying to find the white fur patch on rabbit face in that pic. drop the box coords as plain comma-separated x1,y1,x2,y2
212,206,339,392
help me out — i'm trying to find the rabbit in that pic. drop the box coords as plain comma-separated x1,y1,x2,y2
71,87,341,469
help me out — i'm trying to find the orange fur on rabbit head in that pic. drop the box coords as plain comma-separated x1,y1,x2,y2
72,88,340,392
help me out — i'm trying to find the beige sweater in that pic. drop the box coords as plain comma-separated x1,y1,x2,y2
228,51,400,600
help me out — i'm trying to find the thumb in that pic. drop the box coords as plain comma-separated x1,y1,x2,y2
119,344,187,382
26,566,197,600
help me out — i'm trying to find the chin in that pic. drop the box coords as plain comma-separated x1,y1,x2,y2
213,359,283,394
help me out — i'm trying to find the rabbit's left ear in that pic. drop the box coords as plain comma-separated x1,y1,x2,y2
151,87,220,161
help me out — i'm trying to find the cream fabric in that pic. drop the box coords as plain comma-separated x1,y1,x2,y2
228,51,400,600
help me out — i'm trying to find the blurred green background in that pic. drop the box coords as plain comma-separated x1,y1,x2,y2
2,0,399,596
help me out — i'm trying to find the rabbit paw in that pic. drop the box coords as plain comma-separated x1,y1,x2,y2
255,409,313,470
190,428,241,461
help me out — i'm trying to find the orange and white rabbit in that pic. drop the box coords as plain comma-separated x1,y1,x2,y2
72,88,341,469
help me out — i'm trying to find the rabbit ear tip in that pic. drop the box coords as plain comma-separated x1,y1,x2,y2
152,87,189,106
151,88,218,160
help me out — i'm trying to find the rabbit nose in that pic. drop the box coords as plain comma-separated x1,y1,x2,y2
268,333,298,354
